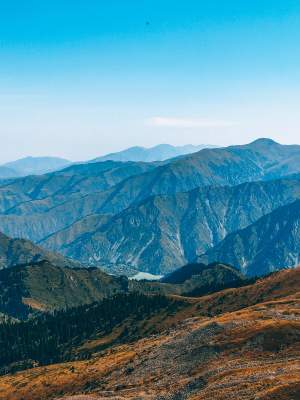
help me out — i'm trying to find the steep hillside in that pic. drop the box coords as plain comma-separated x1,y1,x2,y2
0,231,79,270
1,267,298,400
42,177,300,274
198,199,300,276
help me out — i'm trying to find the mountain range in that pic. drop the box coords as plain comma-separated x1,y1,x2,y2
90,143,217,162
40,176,300,275
0,139,300,276
0,144,214,179
0,138,300,399
0,157,71,178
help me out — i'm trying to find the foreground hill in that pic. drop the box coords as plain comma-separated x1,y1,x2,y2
0,231,79,270
198,199,300,276
91,144,215,162
0,267,299,400
41,177,300,275
0,293,184,375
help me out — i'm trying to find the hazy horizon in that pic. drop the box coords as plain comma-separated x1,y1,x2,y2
1,1,300,162
0,137,299,165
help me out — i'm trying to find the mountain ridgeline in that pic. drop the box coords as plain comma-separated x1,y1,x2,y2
0,139,300,400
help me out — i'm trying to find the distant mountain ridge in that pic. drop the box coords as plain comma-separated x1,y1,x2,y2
0,165,21,179
0,143,214,179
1,139,300,276
2,156,71,177
2,139,300,242
90,143,217,163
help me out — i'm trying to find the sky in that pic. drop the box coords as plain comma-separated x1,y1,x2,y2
0,1,300,163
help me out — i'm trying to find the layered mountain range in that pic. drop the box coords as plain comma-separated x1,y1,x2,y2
0,139,299,399
0,144,211,179
0,138,300,276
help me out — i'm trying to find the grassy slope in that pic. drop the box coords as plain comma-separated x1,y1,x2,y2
0,267,299,400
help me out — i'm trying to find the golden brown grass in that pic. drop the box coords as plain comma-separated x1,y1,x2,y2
0,267,299,400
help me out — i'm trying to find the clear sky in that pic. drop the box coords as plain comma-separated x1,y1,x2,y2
0,1,300,162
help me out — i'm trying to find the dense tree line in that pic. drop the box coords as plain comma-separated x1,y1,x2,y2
0,292,180,374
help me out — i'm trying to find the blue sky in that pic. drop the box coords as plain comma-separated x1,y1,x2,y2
0,1,300,162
